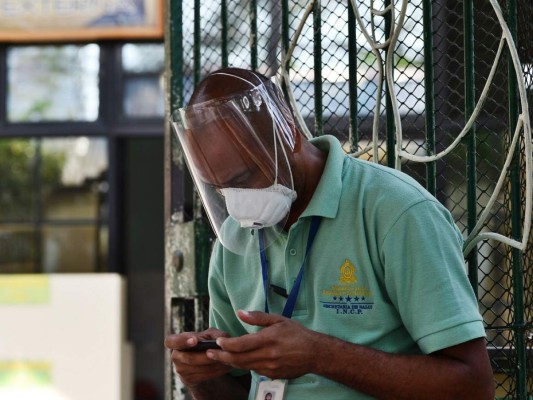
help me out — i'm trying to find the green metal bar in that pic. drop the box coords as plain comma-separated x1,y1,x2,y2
169,0,184,108
384,0,395,168
422,0,436,195
191,0,211,296
34,139,42,273
463,0,478,296
313,0,323,137
250,0,258,71
281,0,289,62
166,0,189,251
194,220,212,296
347,0,358,153
506,1,526,397
194,0,201,85
280,0,290,100
221,0,228,67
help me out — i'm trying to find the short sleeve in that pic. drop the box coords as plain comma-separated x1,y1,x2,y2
208,241,248,336
208,241,250,376
380,200,486,354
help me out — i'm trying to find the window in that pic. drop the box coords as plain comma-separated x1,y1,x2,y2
0,42,165,273
7,45,100,123
0,137,108,273
122,43,165,118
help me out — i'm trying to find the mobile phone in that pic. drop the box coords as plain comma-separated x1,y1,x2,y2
182,339,221,352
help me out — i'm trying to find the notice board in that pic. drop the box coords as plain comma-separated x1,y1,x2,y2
0,0,163,42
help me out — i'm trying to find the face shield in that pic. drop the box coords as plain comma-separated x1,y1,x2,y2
171,79,297,255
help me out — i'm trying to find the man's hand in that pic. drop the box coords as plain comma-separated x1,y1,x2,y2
204,311,494,400
164,328,233,386
206,310,320,379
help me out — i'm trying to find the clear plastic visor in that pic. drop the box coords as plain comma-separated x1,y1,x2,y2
171,82,296,255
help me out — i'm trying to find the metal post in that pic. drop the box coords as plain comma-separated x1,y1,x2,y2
313,0,323,137
422,0,436,195
170,0,184,109
165,0,185,396
384,0,395,168
191,0,212,298
194,0,201,85
348,0,358,153
250,0,258,70
281,0,289,63
280,0,290,101
507,0,526,397
34,139,42,272
221,0,228,67
464,0,478,296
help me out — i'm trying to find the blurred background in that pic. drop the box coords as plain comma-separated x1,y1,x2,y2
0,1,166,399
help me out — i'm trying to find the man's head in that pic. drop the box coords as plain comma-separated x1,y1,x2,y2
180,68,297,189
172,67,300,253
189,68,265,107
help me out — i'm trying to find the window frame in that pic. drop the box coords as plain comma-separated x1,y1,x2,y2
0,40,165,273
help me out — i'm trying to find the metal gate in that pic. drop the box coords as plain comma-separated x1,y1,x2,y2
164,0,533,398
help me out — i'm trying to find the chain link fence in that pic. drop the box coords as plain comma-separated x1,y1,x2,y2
167,0,532,398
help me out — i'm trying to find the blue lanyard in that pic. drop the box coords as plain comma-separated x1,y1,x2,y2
258,216,322,319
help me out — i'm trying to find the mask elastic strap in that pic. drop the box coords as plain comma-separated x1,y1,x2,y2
272,120,294,190
273,124,279,185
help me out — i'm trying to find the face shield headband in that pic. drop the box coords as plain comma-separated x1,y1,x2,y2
171,77,297,255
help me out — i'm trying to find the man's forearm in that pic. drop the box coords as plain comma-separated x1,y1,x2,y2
187,374,249,400
207,312,493,399
311,335,493,400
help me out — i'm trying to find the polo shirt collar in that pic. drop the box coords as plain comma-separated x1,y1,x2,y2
299,135,344,220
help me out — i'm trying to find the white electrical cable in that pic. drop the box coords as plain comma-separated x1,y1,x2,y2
487,0,532,253
351,0,383,162
383,0,408,170
462,117,524,254
278,0,531,252
350,0,409,163
278,0,317,140
398,36,506,163
348,142,374,157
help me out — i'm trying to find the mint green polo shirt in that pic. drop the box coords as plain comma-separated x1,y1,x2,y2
208,135,485,399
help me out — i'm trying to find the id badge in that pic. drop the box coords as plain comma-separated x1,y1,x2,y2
254,376,288,400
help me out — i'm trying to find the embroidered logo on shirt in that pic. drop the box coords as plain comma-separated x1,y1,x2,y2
320,258,374,315
339,259,357,283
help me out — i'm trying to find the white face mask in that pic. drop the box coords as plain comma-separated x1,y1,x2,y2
220,183,297,228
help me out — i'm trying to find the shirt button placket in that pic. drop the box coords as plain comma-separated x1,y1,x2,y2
285,234,298,291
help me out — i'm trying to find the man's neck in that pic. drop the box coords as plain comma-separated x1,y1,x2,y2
284,140,327,229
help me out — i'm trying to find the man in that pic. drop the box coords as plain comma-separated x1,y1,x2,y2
165,68,494,399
